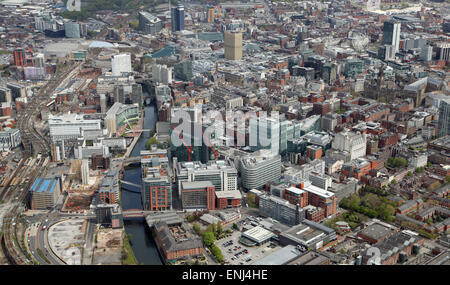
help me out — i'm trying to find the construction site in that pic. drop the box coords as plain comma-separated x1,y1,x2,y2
48,219,87,265
92,228,123,265
61,160,105,213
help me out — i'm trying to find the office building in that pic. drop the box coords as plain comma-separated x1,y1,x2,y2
259,194,304,226
48,113,101,141
6,83,26,99
0,129,21,151
111,54,132,76
99,165,120,204
173,60,193,81
32,53,45,68
113,83,143,108
224,31,243,60
239,150,282,190
207,6,214,24
331,130,367,161
141,147,172,211
285,159,325,182
175,160,238,196
152,64,173,84
181,181,215,210
382,21,401,53
142,167,172,211
420,45,433,62
378,45,395,61
434,42,450,61
51,140,65,162
215,190,242,209
171,3,185,32
13,48,26,67
437,99,450,138
308,172,332,190
64,21,81,38
104,102,139,135
344,59,364,78
30,177,61,210
0,86,12,103
24,66,46,81
81,159,89,185
139,11,163,35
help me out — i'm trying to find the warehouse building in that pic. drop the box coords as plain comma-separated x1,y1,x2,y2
279,219,336,250
240,226,276,246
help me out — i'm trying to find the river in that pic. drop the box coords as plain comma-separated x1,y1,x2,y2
121,102,163,265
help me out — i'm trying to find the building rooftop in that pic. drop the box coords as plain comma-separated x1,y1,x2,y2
252,245,302,265
358,222,396,242
242,226,276,244
215,190,242,199
181,181,214,190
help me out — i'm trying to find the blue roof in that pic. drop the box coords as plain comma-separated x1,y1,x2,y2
49,180,57,194
31,178,41,192
39,179,51,193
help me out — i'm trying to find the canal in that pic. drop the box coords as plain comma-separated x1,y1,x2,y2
121,102,163,265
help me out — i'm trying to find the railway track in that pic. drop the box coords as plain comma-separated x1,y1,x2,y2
1,158,47,264
2,62,81,264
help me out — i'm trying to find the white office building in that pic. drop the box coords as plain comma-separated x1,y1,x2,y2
239,149,282,190
111,54,132,76
152,64,173,85
175,160,238,196
48,113,101,141
331,130,367,161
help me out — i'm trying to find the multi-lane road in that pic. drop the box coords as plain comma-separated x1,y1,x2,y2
24,212,96,265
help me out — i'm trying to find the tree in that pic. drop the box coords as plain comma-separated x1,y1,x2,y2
146,137,163,149
415,167,424,173
202,231,215,248
187,214,196,223
407,171,413,177
232,223,239,230
193,223,201,234
391,179,397,185
210,245,224,263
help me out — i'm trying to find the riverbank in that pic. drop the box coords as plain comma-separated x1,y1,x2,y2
121,103,163,265
122,233,138,265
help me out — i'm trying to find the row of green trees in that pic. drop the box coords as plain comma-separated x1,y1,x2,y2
201,222,224,264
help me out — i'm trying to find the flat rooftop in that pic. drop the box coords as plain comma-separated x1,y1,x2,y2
242,226,276,243
358,223,395,241
252,245,302,265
